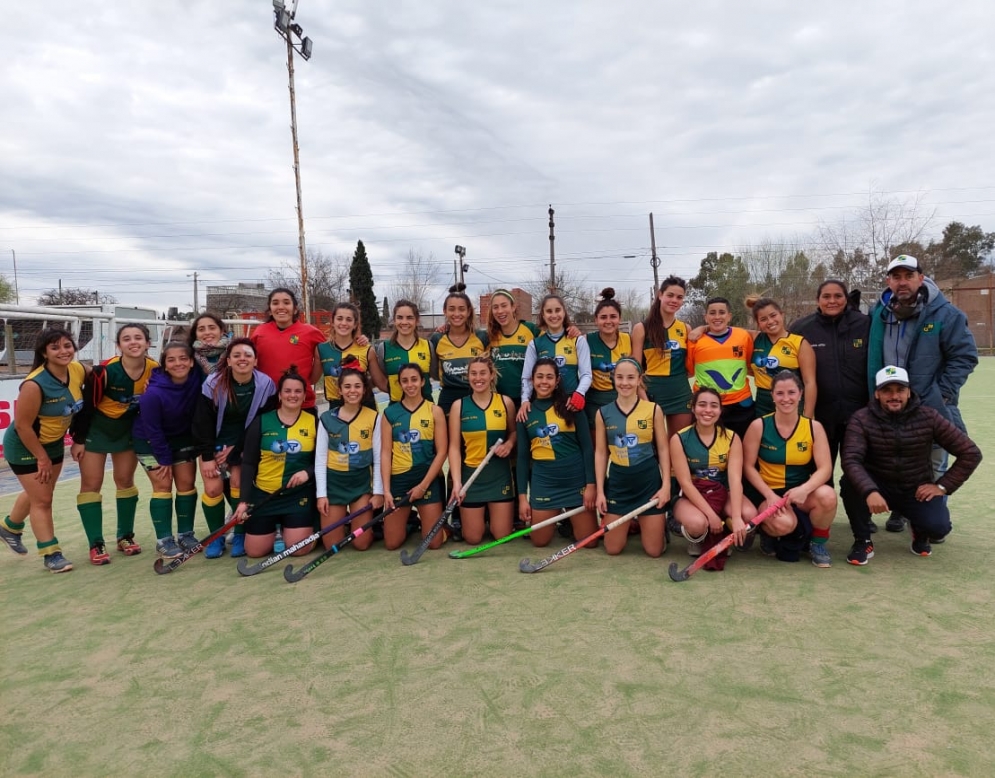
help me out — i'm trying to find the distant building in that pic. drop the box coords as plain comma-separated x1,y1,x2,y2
205,283,269,317
936,272,995,352
479,288,533,327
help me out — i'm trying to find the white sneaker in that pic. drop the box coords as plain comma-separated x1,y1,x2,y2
687,540,703,557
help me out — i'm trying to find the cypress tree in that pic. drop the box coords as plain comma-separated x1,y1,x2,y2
349,240,381,339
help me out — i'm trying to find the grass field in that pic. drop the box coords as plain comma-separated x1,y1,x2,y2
2,362,994,777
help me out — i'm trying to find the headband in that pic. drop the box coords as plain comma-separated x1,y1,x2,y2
615,357,643,373
491,289,516,304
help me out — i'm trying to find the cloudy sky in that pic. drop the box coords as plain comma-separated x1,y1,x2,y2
3,1,994,314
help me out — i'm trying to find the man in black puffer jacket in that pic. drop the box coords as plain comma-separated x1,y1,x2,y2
842,366,981,565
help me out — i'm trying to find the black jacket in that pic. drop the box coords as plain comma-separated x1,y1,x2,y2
791,308,870,430
842,393,981,498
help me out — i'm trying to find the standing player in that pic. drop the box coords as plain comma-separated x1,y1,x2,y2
431,285,489,416
631,276,693,437
746,296,817,418
585,288,632,429
188,313,230,377
316,301,386,410
0,329,87,573
486,289,537,410
377,300,435,404
70,323,157,565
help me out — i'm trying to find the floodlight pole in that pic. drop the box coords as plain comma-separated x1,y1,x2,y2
274,0,312,319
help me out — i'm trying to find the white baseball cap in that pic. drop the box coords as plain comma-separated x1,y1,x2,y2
886,255,921,274
875,365,910,388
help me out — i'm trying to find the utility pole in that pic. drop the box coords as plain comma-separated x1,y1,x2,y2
192,272,199,314
10,249,19,304
548,205,557,294
59,279,63,305
649,212,661,293
273,0,314,320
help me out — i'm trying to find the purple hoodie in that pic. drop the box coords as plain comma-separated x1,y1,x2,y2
133,367,202,465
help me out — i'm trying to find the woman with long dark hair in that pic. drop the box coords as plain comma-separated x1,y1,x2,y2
187,312,230,377
631,276,693,437
516,358,598,546
192,337,276,558
251,288,325,410
431,285,489,416
670,387,757,564
316,301,387,409
0,329,87,572
70,323,157,565
584,288,632,430
376,299,435,404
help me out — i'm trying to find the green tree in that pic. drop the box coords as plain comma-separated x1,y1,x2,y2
688,252,753,325
349,240,381,339
0,274,15,303
925,222,995,280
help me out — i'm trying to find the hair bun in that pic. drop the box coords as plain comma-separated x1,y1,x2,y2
744,294,760,310
449,283,467,293
599,287,616,300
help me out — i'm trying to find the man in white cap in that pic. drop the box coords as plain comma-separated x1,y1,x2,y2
867,255,978,532
841,366,981,563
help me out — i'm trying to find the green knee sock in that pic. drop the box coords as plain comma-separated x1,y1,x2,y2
175,489,198,535
115,486,140,539
201,493,226,533
150,492,174,540
76,492,104,546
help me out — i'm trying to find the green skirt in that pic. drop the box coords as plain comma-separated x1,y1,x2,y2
461,458,514,504
605,457,663,515
527,459,587,510
85,413,135,454
645,374,692,415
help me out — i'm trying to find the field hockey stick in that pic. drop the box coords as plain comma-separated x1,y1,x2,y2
448,505,588,559
152,485,296,574
519,498,659,573
667,495,789,582
283,497,411,583
235,502,373,576
399,437,504,566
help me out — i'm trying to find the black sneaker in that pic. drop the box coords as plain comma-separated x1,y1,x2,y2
910,531,932,557
759,531,778,557
846,539,874,566
885,512,906,532
868,520,879,534
0,524,28,555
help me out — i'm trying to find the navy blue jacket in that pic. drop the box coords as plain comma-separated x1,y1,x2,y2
133,368,201,465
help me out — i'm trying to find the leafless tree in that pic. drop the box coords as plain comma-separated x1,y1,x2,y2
268,249,350,311
387,250,443,313
523,267,595,322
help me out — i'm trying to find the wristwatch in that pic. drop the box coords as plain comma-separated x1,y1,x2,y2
936,483,947,494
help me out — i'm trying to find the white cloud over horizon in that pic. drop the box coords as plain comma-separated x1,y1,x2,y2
3,1,994,312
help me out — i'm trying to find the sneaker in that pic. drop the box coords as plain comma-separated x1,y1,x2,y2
0,524,28,555
89,543,111,566
667,515,683,537
846,539,874,566
155,537,184,559
809,541,832,568
687,540,703,557
759,531,777,557
177,531,200,552
204,536,225,559
116,534,142,555
204,535,225,559
885,512,906,532
929,532,948,544
868,520,879,534
229,533,246,558
910,532,932,557
43,551,73,573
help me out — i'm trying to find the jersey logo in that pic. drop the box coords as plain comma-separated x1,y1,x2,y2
326,364,342,377
360,429,370,439
852,339,864,348
665,340,681,351
417,352,428,361
637,419,648,430
554,356,566,367
400,429,421,444
492,408,504,419
922,322,937,333
517,336,526,344
704,368,743,391
732,346,744,357
270,439,302,454
598,360,616,372
536,423,559,438
64,399,84,415
338,441,361,454
563,346,573,355
614,434,639,448
796,441,809,452
757,356,780,370
693,466,721,479
420,419,430,428
289,335,300,345
779,345,792,356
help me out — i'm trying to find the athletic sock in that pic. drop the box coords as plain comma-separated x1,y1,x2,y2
37,537,60,556
228,487,245,535
812,527,830,545
175,489,198,535
3,516,26,534
115,486,140,539
76,492,104,546
150,492,174,540
201,493,226,533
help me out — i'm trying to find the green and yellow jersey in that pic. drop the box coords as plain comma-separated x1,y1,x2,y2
490,321,537,398
757,414,816,491
676,424,733,488
458,392,508,468
317,340,370,406
599,399,657,469
378,338,433,403
255,410,317,493
384,399,437,476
